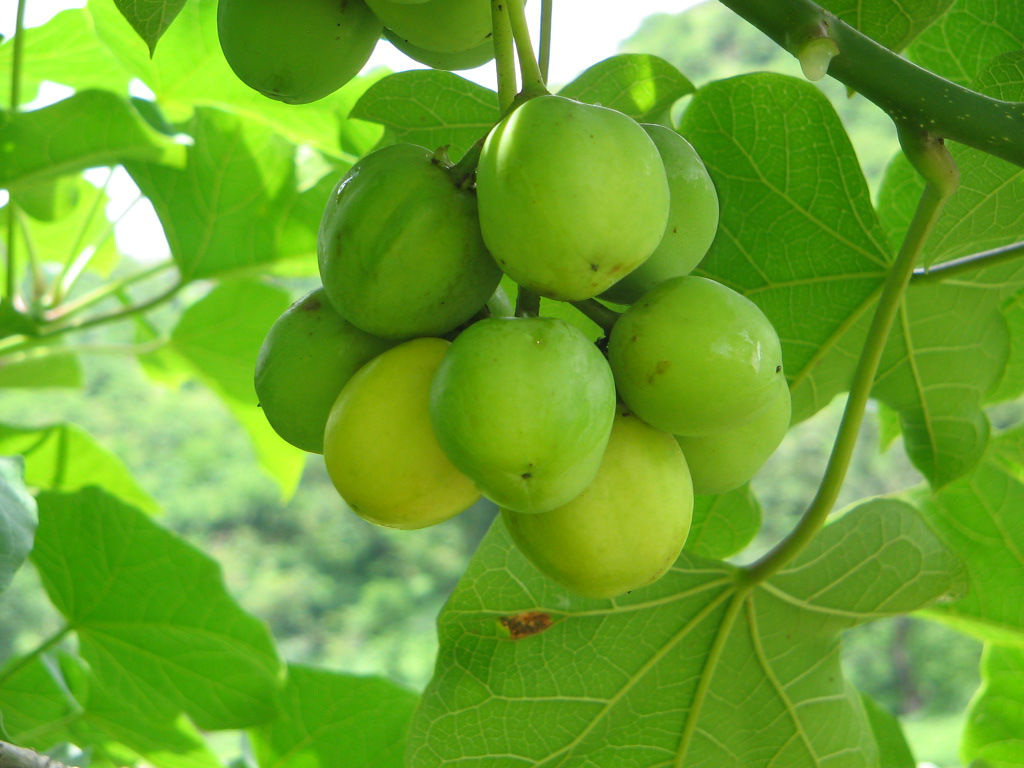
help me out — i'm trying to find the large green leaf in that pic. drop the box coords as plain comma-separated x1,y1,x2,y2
0,457,36,595
859,692,916,768
872,282,1009,486
558,54,694,121
250,665,418,768
0,351,83,390
349,70,499,161
0,421,159,515
0,656,80,750
113,0,187,55
679,73,892,424
917,426,1024,644
407,499,964,767
169,280,304,497
0,90,185,188
906,0,1024,87
962,643,1024,768
30,487,284,730
822,0,954,53
126,107,305,281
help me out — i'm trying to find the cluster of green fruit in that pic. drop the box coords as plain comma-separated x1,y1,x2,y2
216,0,507,105
254,87,790,599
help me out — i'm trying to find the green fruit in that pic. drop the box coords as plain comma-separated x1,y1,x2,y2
365,0,493,53
476,95,670,301
318,143,501,339
254,288,396,453
383,28,494,70
217,0,381,104
430,316,616,514
323,337,480,529
602,125,720,305
676,376,791,495
608,276,784,436
502,408,693,599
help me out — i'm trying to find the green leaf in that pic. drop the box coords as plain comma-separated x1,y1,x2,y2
0,90,185,188
126,108,304,281
0,8,135,106
917,427,1024,643
678,73,892,424
0,457,36,595
113,0,187,55
859,692,917,768
169,280,304,497
0,656,80,750
558,54,695,121
906,0,1024,87
349,70,499,161
0,351,83,390
962,643,1024,768
989,289,1024,402
250,665,418,768
872,282,1009,487
822,0,955,53
0,421,159,516
685,485,761,560
407,499,963,767
30,487,284,730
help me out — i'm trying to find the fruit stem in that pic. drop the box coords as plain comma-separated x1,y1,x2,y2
538,0,553,84
505,0,548,97
448,136,485,189
911,240,1024,285
742,129,958,586
4,0,29,302
514,286,540,317
490,0,518,114
569,299,621,334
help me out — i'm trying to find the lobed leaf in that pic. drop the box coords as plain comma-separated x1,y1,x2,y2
0,457,36,595
0,421,159,515
0,90,185,189
250,665,418,768
407,499,963,767
916,426,1024,644
679,72,892,424
558,53,694,121
349,70,499,161
30,487,284,730
962,643,1024,768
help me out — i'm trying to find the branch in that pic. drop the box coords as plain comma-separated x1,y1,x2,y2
912,240,1024,284
717,0,1024,168
0,742,73,768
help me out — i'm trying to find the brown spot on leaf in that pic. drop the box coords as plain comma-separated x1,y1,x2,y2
500,611,553,640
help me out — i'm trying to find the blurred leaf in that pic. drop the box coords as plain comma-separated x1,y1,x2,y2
962,643,1024,768
906,0,1024,87
0,421,159,515
169,280,304,497
0,91,185,188
251,665,418,768
126,108,305,281
558,54,694,120
679,73,891,424
0,656,80,750
917,426,1024,644
10,176,83,223
31,487,284,730
684,485,761,560
822,0,954,53
0,351,83,389
408,499,963,767
113,0,187,55
0,457,36,595
350,70,499,161
859,692,917,767
989,288,1024,402
872,282,1009,487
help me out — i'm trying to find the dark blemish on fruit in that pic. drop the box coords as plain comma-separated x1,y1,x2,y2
522,472,532,479
303,298,322,311
500,611,552,640
672,226,678,234
590,263,599,271
776,365,782,373
648,359,670,384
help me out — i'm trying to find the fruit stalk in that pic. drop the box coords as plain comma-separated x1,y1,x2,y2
490,0,517,113
505,0,547,96
742,130,959,585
